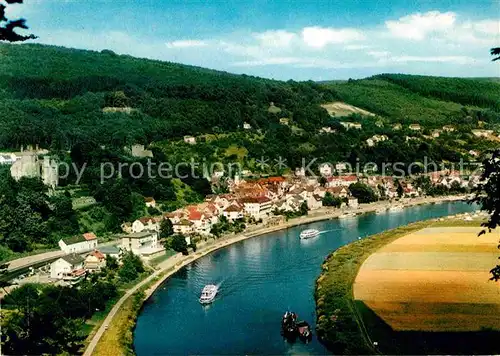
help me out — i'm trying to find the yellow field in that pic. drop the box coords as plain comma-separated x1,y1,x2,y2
354,227,500,332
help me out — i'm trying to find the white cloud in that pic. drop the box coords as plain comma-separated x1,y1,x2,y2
385,11,456,40
388,55,477,64
368,51,390,58
165,40,209,49
253,30,297,48
345,44,371,51
301,26,365,48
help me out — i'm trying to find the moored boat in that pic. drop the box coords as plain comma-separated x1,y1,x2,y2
300,229,320,239
339,212,356,219
296,320,312,342
199,284,218,304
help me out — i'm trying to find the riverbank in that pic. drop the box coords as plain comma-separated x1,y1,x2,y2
314,215,489,355
85,194,470,355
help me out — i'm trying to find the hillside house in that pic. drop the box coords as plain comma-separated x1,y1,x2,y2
58,233,98,254
0,154,17,165
392,123,402,130
472,129,493,138
319,126,335,134
132,217,161,233
84,250,106,271
279,117,290,125
340,122,362,130
326,175,357,188
243,122,252,130
183,136,197,144
409,124,421,131
307,194,323,210
442,125,455,132
319,163,334,177
50,254,85,283
144,197,156,208
432,129,442,138
130,144,153,158
121,231,161,256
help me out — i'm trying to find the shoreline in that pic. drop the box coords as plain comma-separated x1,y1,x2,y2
85,194,469,355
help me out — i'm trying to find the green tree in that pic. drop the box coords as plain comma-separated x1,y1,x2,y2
160,218,174,239
322,192,342,207
349,182,377,203
118,251,145,282
300,201,309,216
170,234,188,255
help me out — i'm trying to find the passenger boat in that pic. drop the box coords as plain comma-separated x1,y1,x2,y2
199,284,218,304
300,229,320,240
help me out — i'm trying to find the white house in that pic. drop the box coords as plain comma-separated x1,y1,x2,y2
173,219,195,235
132,217,160,233
242,196,273,219
472,129,493,138
50,254,85,280
144,197,156,208
307,195,323,210
243,122,252,130
0,154,16,165
348,197,359,209
319,163,333,177
58,233,98,254
223,204,244,221
98,245,121,260
121,231,162,256
340,122,362,130
183,135,197,144
409,124,421,131
84,250,106,271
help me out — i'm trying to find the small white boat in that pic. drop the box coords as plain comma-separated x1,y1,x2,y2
339,212,356,219
199,284,218,304
300,229,320,239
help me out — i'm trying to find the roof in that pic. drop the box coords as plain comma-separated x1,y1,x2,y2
61,235,86,245
123,231,156,239
138,217,155,224
144,197,155,202
241,196,271,204
83,232,97,241
61,254,85,266
224,204,242,213
176,219,194,226
98,245,120,255
89,250,105,260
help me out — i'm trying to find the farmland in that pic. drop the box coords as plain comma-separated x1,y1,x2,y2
354,227,500,332
316,220,500,355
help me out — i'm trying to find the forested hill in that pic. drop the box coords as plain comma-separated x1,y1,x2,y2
0,43,498,151
0,43,336,149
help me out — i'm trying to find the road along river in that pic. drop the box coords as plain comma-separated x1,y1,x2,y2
134,201,478,355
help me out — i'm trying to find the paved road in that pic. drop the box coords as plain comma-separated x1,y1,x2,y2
83,253,184,356
5,239,121,273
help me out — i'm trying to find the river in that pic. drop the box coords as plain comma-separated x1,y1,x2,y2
134,201,479,355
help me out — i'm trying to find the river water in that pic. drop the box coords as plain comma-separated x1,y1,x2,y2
134,201,479,355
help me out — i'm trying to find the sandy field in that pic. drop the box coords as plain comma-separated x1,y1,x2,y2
321,101,375,117
354,227,500,332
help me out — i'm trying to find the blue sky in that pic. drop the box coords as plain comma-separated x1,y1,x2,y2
9,0,500,80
